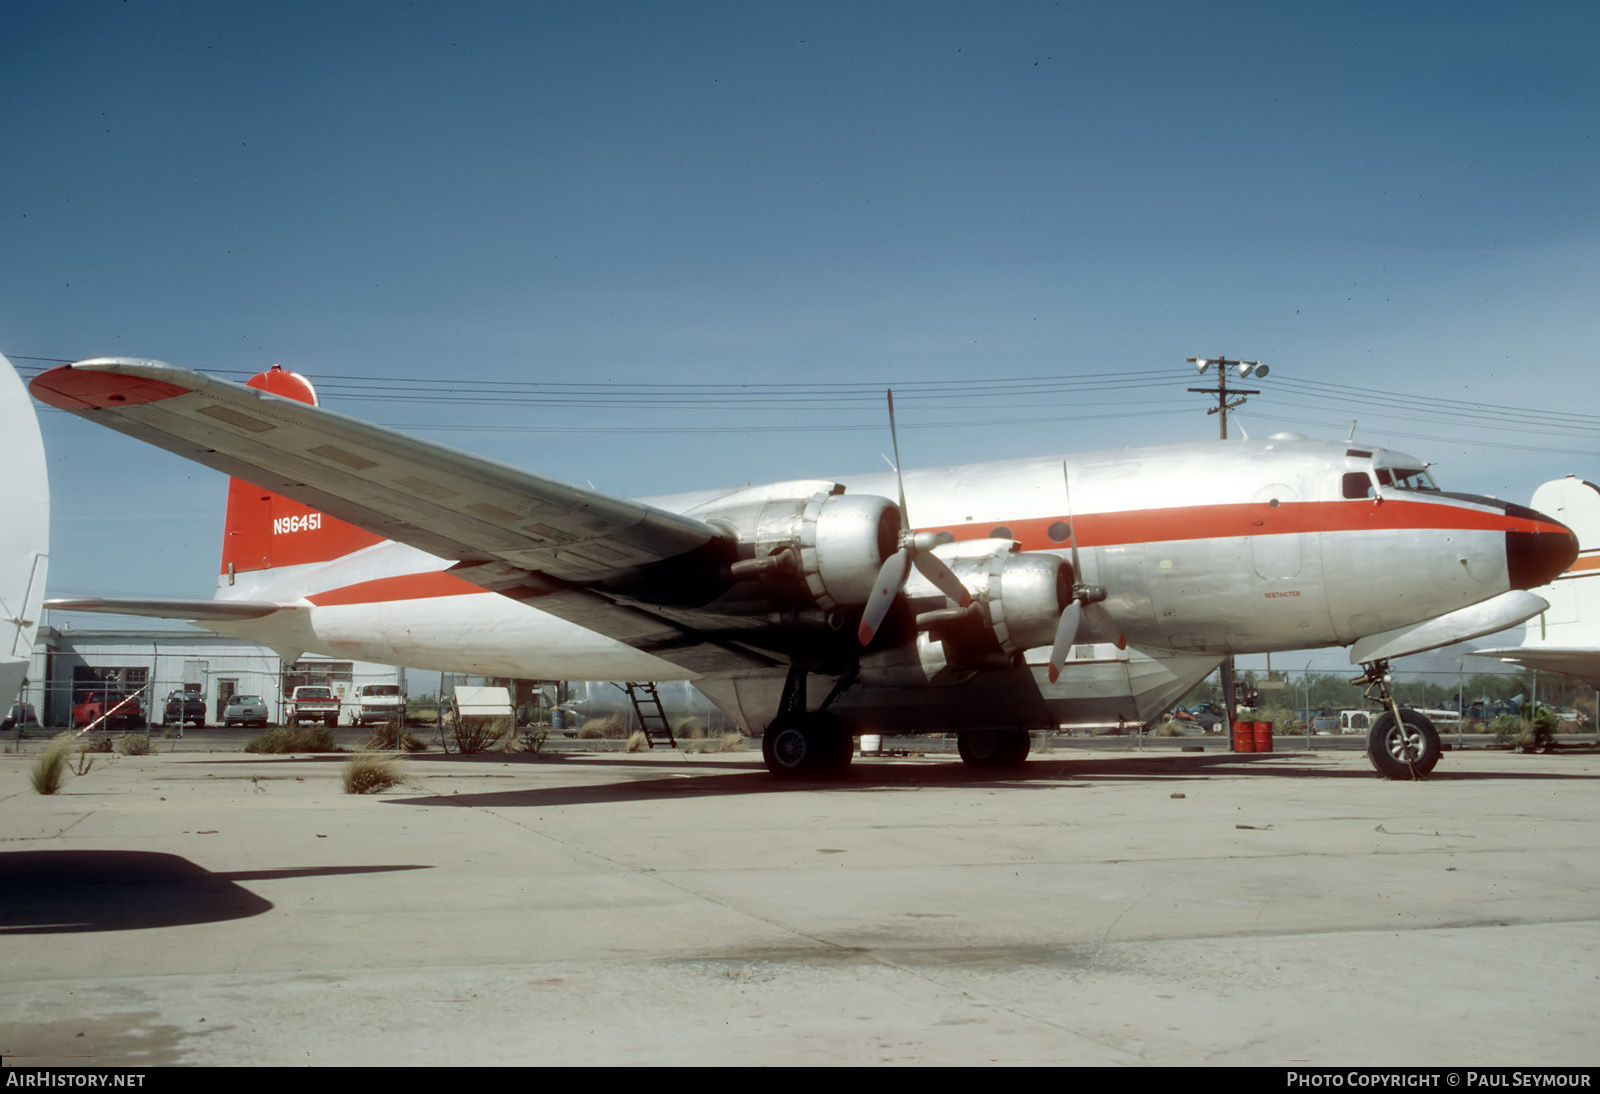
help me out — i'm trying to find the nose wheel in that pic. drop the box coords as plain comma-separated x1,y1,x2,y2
1353,659,1441,779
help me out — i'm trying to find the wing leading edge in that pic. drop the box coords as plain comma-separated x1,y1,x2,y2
32,359,779,674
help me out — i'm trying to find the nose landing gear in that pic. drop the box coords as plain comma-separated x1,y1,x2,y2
1352,658,1441,779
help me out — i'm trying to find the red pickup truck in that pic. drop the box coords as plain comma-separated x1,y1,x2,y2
72,691,146,731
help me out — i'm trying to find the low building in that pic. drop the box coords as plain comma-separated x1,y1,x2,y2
22,625,405,728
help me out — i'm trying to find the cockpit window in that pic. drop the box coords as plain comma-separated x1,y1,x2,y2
1386,467,1439,492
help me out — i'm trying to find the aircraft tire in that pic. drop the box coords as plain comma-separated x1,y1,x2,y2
958,729,1030,769
1367,710,1440,779
761,714,849,779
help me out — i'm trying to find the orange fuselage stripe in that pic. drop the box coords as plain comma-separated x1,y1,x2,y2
299,498,1550,607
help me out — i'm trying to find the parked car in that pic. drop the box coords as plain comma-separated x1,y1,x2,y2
221,694,270,728
163,689,207,727
72,691,145,730
3,701,40,730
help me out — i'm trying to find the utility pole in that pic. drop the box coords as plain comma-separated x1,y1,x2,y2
1188,355,1267,737
1187,355,1266,440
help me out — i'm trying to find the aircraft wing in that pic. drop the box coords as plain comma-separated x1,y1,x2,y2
32,359,780,674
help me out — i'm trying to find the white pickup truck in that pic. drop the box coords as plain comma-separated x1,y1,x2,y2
288,686,341,728
356,684,405,726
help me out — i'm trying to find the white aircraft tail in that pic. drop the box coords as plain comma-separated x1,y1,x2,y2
1475,476,1600,687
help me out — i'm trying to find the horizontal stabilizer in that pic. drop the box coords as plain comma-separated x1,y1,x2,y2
45,596,285,621
1468,645,1600,690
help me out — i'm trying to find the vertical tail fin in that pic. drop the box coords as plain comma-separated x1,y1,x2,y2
220,366,383,583
1522,477,1600,634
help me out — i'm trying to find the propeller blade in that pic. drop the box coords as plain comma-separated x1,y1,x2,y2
1047,601,1082,684
912,551,971,607
858,548,911,645
887,389,908,522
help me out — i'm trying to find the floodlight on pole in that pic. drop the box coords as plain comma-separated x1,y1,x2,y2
1185,353,1265,440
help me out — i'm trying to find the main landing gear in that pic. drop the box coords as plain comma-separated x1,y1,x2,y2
956,729,1031,770
1352,658,1441,780
760,666,857,779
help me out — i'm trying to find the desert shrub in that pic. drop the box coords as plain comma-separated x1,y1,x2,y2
1488,714,1522,746
578,715,628,740
452,715,508,755
115,734,152,756
31,733,76,794
673,717,708,740
342,752,406,794
80,736,113,753
245,727,337,753
363,724,427,752
716,733,744,752
626,730,648,752
1152,720,1184,737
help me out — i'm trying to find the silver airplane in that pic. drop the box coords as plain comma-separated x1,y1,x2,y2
32,359,1577,780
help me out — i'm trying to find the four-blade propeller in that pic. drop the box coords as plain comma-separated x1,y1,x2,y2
857,391,971,645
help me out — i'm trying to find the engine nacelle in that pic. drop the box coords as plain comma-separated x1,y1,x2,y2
908,540,1072,663
698,487,900,611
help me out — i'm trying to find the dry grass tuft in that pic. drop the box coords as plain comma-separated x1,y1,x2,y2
578,715,629,740
626,730,648,752
115,733,152,755
31,733,77,794
342,752,407,794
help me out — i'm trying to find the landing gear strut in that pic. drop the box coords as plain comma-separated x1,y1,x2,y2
1352,658,1441,779
760,666,857,779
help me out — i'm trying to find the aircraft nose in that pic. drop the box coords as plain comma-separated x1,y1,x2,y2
1506,509,1578,590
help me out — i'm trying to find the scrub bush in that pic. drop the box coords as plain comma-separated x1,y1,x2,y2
342,752,406,794
115,734,152,756
245,727,337,753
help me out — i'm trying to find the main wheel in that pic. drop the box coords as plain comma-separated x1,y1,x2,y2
1367,709,1440,779
761,714,849,779
957,730,1031,769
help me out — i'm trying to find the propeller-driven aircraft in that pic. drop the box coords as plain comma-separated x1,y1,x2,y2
32,358,1577,779
1473,476,1600,689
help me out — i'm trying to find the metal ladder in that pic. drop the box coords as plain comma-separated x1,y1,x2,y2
624,682,676,748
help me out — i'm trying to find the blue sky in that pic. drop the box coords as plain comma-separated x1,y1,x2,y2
5,0,1599,617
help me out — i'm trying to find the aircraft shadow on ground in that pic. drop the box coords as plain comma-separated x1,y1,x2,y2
0,850,428,934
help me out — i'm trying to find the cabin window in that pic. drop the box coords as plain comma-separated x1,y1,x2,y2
1342,472,1374,499
989,526,1013,540
1048,521,1072,543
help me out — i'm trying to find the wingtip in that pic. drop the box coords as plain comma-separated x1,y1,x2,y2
30,362,195,411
